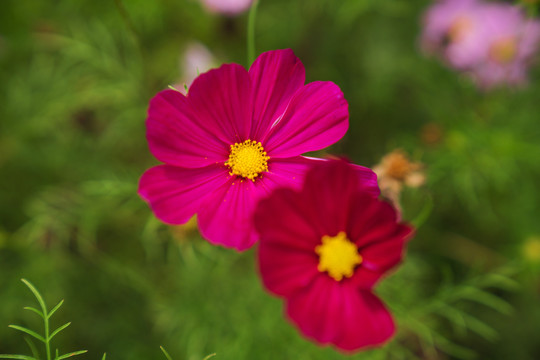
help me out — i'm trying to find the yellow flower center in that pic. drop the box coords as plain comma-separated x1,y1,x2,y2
315,231,363,281
225,140,270,181
489,37,517,64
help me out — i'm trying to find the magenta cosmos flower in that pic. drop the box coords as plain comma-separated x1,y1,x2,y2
255,160,413,351
138,49,379,251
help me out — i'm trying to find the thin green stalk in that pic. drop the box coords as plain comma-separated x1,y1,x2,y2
247,0,260,65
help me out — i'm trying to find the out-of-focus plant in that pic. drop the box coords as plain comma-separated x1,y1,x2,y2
0,279,87,360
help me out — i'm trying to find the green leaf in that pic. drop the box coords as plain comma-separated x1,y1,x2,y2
202,354,216,360
55,351,87,360
160,346,172,360
20,279,48,317
23,307,44,319
23,337,40,360
8,325,45,343
0,355,36,360
48,300,64,319
463,314,498,341
460,287,513,314
49,323,71,341
101,354,106,360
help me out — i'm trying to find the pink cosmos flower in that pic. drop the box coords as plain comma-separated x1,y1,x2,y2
467,3,540,88
421,0,540,88
422,0,486,69
138,49,379,251
255,160,413,351
200,0,254,15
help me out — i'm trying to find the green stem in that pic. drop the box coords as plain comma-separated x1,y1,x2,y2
45,315,51,360
247,0,260,65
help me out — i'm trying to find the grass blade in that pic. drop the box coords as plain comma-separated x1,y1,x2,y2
101,354,106,360
56,351,87,360
0,356,36,360
8,325,45,343
203,354,216,360
49,323,71,341
160,346,172,360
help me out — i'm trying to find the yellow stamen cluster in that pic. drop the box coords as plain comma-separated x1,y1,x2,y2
315,231,363,282
225,140,270,181
489,37,517,64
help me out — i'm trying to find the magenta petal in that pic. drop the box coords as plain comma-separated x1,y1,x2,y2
197,178,263,250
286,276,345,344
333,290,395,351
263,81,349,158
263,156,325,192
300,160,379,236
360,224,412,273
286,277,395,351
188,63,253,143
346,193,412,273
146,90,229,168
138,164,230,224
249,49,305,140
255,186,321,251
258,241,319,297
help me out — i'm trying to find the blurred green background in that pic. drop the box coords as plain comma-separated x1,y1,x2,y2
1,0,540,359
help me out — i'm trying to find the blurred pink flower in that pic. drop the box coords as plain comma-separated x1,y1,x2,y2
422,0,486,68
468,4,540,88
255,160,413,351
139,49,378,251
422,0,540,88
200,0,254,15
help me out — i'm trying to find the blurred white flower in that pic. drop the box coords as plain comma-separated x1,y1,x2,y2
176,42,216,94
200,0,254,15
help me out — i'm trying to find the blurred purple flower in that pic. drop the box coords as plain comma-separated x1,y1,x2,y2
421,0,540,88
200,0,254,15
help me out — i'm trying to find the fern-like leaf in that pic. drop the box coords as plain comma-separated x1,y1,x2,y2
49,323,71,341
160,346,173,360
48,300,64,319
8,326,45,343
55,350,88,360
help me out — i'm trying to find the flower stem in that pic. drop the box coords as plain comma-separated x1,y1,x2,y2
247,0,260,65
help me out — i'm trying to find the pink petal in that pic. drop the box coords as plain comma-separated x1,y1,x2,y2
248,49,305,140
263,81,349,158
138,164,230,224
146,90,229,168
197,177,263,250
286,276,395,351
188,63,253,144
